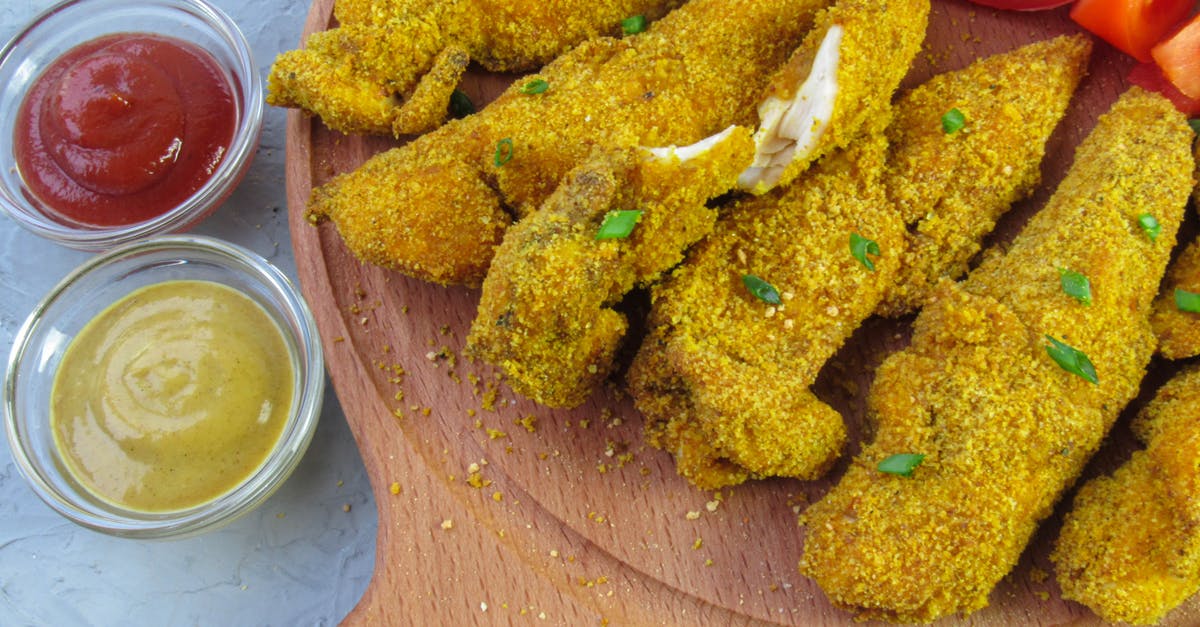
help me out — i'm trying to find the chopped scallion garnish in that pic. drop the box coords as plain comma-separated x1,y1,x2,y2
621,14,647,35
1058,268,1092,306
1189,119,1200,134
493,138,514,167
595,210,642,240
878,453,924,477
742,274,782,305
520,78,549,95
941,108,966,134
849,232,880,272
1045,335,1098,384
449,89,474,118
1137,213,1161,241
1176,288,1200,313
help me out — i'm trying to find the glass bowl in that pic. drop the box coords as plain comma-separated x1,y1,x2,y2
0,0,263,251
4,235,324,539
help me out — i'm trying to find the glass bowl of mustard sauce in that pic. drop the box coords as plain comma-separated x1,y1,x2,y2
4,235,324,539
0,0,263,251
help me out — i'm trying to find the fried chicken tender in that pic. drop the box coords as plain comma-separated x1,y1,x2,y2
628,131,898,489
876,35,1091,317
628,37,1082,491
307,0,829,286
1052,365,1200,625
467,127,754,408
737,0,930,193
1152,238,1200,359
268,0,682,136
799,88,1195,623
1151,145,1200,359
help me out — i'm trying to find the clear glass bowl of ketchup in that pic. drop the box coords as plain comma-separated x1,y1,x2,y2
0,0,263,251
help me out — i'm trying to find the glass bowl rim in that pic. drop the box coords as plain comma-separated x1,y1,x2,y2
3,234,326,539
0,0,265,251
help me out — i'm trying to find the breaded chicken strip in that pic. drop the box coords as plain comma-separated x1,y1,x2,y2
628,38,1085,490
876,35,1091,316
737,0,930,193
467,127,754,408
268,0,682,136
1152,239,1200,359
1151,146,1200,359
1053,365,1200,625
628,131,898,488
800,88,1195,623
307,0,829,286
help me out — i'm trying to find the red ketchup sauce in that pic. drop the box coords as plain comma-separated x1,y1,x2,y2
14,33,236,227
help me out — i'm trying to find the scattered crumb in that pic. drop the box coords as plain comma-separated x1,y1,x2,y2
441,519,454,530
685,510,701,520
390,482,401,495
342,503,351,512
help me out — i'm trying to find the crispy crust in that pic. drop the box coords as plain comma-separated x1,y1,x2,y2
1053,365,1200,625
307,0,830,286
800,88,1195,623
877,35,1091,316
1150,141,1200,359
467,128,755,408
629,131,896,488
268,0,684,136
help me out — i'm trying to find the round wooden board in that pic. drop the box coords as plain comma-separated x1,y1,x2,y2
286,1,1200,624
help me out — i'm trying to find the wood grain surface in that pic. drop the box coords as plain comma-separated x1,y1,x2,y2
285,1,1200,624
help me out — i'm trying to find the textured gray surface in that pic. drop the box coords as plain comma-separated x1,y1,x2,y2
0,0,376,624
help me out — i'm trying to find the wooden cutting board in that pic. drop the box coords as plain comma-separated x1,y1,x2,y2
285,1,1199,624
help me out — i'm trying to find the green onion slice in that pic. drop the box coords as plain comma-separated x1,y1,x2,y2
449,89,474,118
878,453,924,477
621,14,647,35
1176,288,1200,313
1045,335,1098,384
493,138,514,167
1058,268,1092,306
1137,213,1161,241
595,210,642,240
850,232,880,272
742,274,782,305
519,78,549,95
941,108,966,134
1189,119,1200,134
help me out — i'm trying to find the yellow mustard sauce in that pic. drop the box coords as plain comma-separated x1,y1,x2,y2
50,279,294,512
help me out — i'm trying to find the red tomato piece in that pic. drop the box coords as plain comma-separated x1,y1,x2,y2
1128,61,1200,115
1152,13,1200,100
964,0,1072,8
1070,0,1194,63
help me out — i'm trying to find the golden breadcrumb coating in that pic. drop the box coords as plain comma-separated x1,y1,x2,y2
738,0,929,193
307,0,829,286
1053,365,1200,625
268,0,683,135
1151,144,1200,359
467,128,754,408
627,37,1085,491
1152,238,1200,360
628,131,897,489
877,35,1091,316
800,88,1195,624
